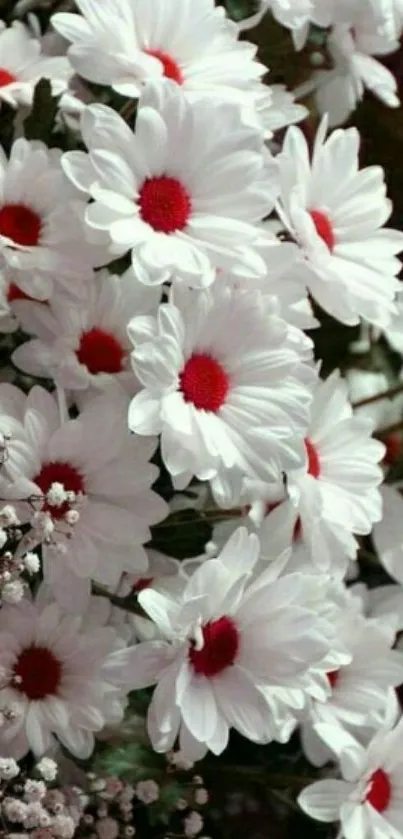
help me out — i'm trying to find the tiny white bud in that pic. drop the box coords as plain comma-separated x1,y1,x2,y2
2,580,25,604
36,757,58,782
23,552,40,574
64,509,79,526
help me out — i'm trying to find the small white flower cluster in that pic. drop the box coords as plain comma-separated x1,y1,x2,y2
0,760,79,839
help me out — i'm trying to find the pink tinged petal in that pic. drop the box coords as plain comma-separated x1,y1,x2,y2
179,723,208,762
128,390,163,435
103,642,171,688
151,661,183,736
183,558,246,620
61,150,95,192
25,705,52,756
179,673,218,743
82,501,151,545
217,527,260,577
213,665,270,743
58,727,94,759
138,589,179,637
298,779,351,822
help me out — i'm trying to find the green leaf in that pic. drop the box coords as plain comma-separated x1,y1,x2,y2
24,78,59,144
150,508,212,559
225,0,259,21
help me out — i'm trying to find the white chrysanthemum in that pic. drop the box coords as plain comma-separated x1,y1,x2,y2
299,716,403,839
62,81,276,287
346,369,403,466
276,118,403,327
373,485,403,584
313,15,400,128
109,528,334,760
0,139,100,302
52,0,273,129
0,585,129,759
0,384,167,611
300,588,403,767
287,371,384,563
0,21,71,109
11,268,160,395
127,284,314,499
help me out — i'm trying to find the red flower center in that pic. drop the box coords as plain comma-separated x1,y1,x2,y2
327,670,340,689
180,353,230,412
144,49,183,84
132,577,154,594
189,616,239,677
310,210,335,252
0,69,17,87
14,645,62,700
139,176,191,234
384,432,401,467
76,327,125,375
7,283,39,303
34,461,85,520
365,768,391,813
0,204,42,247
305,438,321,478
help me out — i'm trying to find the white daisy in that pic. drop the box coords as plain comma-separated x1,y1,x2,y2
110,527,335,760
127,284,314,499
0,584,129,759
299,716,403,839
373,485,403,585
346,368,403,466
52,0,270,126
286,370,385,566
0,139,100,302
11,268,160,395
276,118,403,327
300,590,403,767
0,384,167,611
312,6,400,127
0,21,71,109
62,81,276,287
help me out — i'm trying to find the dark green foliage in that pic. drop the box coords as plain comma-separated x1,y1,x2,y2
24,78,59,143
150,507,213,558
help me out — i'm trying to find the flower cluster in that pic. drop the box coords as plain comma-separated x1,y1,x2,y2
0,0,400,838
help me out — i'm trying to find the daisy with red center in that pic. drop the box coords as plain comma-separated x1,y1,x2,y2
112,527,334,760
275,117,403,327
311,5,400,128
0,384,167,613
0,583,131,759
11,267,160,396
128,285,315,501
284,370,385,572
300,583,403,768
0,138,100,302
52,0,271,131
0,21,71,110
299,716,403,839
62,80,274,288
